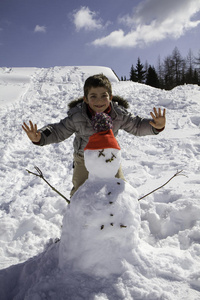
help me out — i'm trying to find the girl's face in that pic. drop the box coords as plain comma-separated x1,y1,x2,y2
84,87,112,113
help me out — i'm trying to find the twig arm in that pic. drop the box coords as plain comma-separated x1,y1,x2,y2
138,170,185,201
26,166,70,204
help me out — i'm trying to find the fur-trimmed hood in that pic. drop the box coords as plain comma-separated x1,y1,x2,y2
68,95,129,109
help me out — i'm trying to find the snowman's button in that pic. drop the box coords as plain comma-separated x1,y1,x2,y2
120,224,127,228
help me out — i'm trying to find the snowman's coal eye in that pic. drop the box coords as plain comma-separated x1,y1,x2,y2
98,149,105,157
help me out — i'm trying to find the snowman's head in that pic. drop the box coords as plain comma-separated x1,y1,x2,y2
84,147,121,179
84,113,121,179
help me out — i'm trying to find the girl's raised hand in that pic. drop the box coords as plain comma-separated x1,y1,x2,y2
22,120,41,143
149,107,166,130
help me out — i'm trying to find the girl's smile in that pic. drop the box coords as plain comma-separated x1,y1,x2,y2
84,87,112,113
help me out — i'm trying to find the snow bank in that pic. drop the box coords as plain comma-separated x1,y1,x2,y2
0,66,118,107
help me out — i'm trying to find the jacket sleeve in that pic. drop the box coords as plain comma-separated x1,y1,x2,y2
35,116,76,146
120,111,160,136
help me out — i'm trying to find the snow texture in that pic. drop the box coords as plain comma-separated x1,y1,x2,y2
0,66,200,299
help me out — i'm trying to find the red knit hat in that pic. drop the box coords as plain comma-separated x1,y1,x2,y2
84,129,121,151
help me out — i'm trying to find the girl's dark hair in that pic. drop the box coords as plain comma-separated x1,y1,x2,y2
84,74,112,98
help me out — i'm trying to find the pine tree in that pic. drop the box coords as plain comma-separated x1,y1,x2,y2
130,65,137,82
146,65,160,88
135,57,146,83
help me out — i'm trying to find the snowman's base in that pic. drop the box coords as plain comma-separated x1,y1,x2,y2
59,178,141,277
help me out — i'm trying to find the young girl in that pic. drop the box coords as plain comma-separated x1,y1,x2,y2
22,74,166,197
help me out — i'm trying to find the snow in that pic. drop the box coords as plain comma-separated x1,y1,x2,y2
0,66,200,299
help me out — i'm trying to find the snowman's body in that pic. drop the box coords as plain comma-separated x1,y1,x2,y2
59,146,141,277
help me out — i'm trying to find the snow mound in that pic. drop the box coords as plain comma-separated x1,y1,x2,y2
59,179,140,277
0,66,118,107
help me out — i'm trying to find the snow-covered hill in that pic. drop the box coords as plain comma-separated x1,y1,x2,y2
0,66,200,299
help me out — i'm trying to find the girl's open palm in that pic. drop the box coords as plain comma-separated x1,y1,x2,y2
22,121,41,143
149,107,166,129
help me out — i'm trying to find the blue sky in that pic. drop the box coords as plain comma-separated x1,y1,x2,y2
1,0,200,78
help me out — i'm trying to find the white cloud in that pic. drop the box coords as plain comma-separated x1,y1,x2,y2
92,0,200,47
34,25,46,33
73,6,103,31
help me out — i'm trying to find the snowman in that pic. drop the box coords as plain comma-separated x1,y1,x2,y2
59,113,141,277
